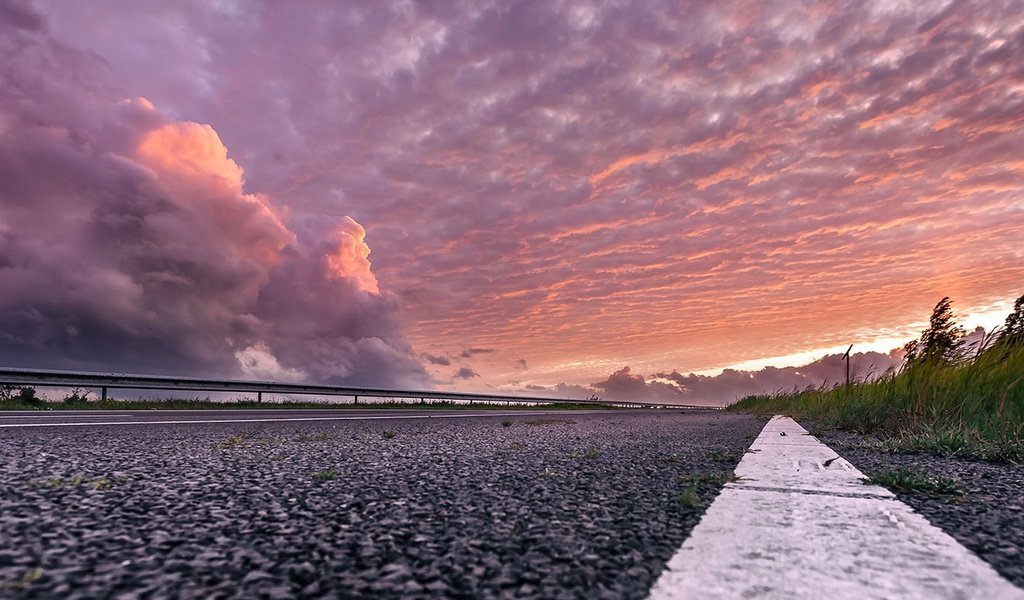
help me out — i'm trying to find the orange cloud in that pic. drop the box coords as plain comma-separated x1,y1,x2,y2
139,122,245,193
325,216,380,294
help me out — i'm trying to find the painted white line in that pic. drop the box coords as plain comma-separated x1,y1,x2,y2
0,411,561,428
648,415,1024,600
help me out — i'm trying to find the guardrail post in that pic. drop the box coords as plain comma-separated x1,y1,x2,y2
257,392,262,403
354,395,359,405
101,386,107,402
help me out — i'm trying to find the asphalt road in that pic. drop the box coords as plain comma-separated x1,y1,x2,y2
0,409,766,598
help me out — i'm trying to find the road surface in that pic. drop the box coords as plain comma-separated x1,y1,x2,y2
0,409,763,598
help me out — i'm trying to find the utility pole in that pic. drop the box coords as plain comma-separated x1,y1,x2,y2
843,345,853,387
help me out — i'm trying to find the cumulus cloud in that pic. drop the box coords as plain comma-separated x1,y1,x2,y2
0,11,427,387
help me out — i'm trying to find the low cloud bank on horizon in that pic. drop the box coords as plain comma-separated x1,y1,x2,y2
518,349,903,406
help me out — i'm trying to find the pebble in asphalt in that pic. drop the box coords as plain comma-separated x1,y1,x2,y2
0,411,767,599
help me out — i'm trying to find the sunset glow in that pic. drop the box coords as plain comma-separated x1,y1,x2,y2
2,1,1023,404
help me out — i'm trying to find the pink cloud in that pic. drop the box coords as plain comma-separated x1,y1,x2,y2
5,0,1024,389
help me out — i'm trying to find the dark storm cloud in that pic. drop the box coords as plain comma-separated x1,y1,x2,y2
0,9,428,387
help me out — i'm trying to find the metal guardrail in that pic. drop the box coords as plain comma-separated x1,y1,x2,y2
0,367,719,409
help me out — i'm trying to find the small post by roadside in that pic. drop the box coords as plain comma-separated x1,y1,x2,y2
843,345,853,387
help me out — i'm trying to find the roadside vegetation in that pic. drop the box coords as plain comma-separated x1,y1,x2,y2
731,294,1024,463
867,468,968,503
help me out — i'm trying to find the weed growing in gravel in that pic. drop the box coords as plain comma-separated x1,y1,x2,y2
709,449,743,463
540,467,560,478
501,419,513,428
5,567,42,590
313,469,337,481
219,435,247,448
218,428,263,448
867,468,968,502
680,471,738,485
677,487,700,508
382,430,397,439
525,418,576,426
572,448,601,459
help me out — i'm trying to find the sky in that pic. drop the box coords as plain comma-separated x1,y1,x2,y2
1,0,1023,405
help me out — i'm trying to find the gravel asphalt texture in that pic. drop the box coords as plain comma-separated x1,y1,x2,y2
0,410,767,599
822,429,1024,588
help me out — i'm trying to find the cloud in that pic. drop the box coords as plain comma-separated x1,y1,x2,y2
514,358,528,370
583,350,905,405
452,367,479,380
459,347,495,359
0,14,427,387
8,1,1024,389
422,353,451,366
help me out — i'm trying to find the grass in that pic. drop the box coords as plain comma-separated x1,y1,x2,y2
501,419,513,428
708,448,744,463
867,468,968,502
730,344,1024,463
680,471,738,485
524,418,576,426
677,487,700,508
218,434,248,448
572,448,601,459
5,567,43,590
312,469,337,481
382,430,396,439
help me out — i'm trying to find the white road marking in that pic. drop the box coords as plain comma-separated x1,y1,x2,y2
0,411,561,428
648,415,1024,600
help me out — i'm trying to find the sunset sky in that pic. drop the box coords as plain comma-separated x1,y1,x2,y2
1,0,1022,404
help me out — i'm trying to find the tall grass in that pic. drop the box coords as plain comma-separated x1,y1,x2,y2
730,343,1024,462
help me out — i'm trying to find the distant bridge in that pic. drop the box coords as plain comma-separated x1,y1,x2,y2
0,367,720,410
